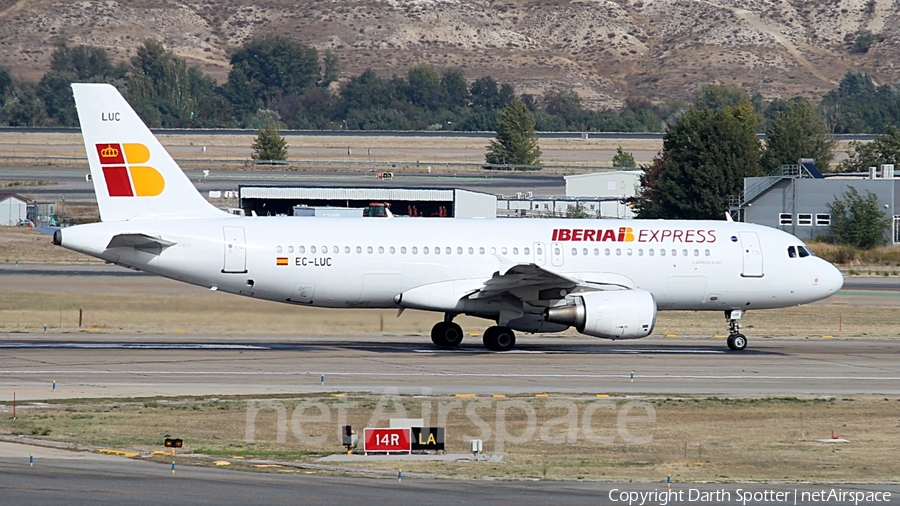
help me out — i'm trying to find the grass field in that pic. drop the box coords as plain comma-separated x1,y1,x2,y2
3,394,898,482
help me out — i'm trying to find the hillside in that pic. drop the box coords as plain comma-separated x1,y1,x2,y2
0,0,897,108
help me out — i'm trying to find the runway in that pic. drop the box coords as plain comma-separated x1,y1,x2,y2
5,452,896,506
2,334,899,400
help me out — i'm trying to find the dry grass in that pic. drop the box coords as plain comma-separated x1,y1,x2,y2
0,278,894,337
809,242,900,272
0,227,102,264
4,394,899,482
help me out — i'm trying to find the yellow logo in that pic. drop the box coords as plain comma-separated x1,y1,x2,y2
100,145,119,158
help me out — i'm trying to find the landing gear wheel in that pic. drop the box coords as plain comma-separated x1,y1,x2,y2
483,326,516,352
431,321,464,348
727,333,747,351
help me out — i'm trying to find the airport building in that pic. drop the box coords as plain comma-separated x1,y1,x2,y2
0,193,28,226
237,186,497,218
497,170,639,218
732,161,900,243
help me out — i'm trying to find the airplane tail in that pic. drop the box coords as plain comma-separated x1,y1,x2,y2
72,83,223,222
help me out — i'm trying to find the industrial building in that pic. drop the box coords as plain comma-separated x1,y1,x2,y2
237,186,497,218
732,161,900,243
497,170,639,218
0,193,28,226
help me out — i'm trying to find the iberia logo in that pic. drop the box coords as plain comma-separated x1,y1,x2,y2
95,143,164,197
552,227,635,242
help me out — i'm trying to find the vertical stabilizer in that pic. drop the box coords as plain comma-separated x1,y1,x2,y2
72,83,224,221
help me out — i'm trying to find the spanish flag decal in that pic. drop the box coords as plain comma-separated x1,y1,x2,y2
276,257,289,266
96,143,164,197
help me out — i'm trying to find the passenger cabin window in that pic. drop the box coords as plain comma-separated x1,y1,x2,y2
788,246,797,258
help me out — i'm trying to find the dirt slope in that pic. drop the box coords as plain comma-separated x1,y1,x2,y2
0,0,897,108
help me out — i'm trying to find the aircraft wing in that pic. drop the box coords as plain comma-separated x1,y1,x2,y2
471,263,580,301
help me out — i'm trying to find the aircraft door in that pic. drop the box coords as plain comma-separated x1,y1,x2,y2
222,226,247,273
738,231,763,277
551,242,564,266
533,242,546,266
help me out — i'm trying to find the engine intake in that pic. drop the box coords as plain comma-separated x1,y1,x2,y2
545,289,657,340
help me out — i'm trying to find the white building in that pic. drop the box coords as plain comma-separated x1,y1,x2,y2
564,170,642,198
0,193,28,226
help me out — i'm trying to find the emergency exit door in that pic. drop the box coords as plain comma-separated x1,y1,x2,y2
222,226,247,273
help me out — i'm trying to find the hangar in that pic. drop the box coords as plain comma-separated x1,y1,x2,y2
238,186,497,218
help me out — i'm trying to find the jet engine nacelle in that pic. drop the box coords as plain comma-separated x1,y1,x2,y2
545,289,657,340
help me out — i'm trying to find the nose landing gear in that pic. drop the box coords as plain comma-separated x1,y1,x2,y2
725,310,747,351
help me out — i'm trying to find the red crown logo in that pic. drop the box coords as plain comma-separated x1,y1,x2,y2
100,146,119,158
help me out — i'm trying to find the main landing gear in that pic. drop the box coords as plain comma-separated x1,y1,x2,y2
725,309,748,351
430,314,516,352
482,326,516,352
431,317,464,348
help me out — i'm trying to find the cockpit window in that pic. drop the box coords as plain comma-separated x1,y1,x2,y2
797,246,811,258
787,246,797,258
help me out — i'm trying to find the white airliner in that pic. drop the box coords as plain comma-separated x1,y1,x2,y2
55,84,843,351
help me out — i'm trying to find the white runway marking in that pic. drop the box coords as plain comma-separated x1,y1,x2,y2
2,370,899,381
0,343,269,350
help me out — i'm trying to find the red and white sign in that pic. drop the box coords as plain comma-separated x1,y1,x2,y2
363,428,411,453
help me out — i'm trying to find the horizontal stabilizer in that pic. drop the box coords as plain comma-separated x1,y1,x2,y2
107,233,176,253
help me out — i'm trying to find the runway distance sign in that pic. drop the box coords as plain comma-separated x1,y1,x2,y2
363,428,411,453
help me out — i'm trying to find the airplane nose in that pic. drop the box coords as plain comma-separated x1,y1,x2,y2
822,261,844,293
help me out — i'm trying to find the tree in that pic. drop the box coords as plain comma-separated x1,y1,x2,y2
839,125,900,172
320,51,340,88
485,100,542,168
251,122,288,161
761,100,835,172
470,76,501,109
692,84,750,112
2,85,47,126
612,146,636,168
440,68,468,109
827,186,891,249
127,40,228,128
636,101,762,219
405,65,442,110
49,44,127,80
228,35,320,103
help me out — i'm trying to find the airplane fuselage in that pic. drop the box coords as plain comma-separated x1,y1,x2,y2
58,217,843,314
